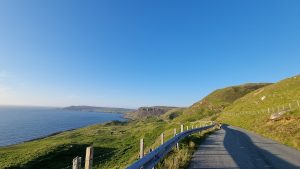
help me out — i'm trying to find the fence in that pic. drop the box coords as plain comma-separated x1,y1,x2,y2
64,121,216,169
61,147,119,169
224,99,300,116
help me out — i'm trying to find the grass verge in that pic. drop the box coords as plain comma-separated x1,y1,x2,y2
156,126,218,169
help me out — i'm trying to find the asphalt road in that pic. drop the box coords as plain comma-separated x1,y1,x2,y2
189,125,300,169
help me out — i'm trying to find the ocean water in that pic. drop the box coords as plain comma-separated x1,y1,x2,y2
0,106,125,146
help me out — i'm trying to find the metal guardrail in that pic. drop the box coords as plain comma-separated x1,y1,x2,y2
127,123,216,169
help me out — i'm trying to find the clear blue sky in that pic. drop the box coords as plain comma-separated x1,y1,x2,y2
0,0,299,108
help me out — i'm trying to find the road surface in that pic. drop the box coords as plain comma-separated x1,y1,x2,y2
189,125,300,169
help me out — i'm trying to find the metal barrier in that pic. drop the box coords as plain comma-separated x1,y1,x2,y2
126,124,216,169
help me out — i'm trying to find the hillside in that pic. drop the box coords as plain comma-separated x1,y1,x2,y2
62,106,135,113
0,110,210,169
218,75,300,149
1,75,300,169
182,83,270,121
125,106,178,119
161,108,186,121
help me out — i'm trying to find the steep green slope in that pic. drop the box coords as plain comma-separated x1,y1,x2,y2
161,108,185,121
219,75,300,149
182,83,270,121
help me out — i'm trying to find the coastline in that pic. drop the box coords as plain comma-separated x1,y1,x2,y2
23,128,76,143
0,113,127,148
24,116,130,144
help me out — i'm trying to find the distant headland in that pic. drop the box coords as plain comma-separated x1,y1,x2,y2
62,105,135,114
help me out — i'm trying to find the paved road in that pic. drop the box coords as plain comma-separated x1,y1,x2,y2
189,125,300,169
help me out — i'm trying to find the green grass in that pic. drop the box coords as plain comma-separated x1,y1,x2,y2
2,75,297,169
0,113,211,169
0,119,163,169
218,75,300,149
182,83,269,121
156,127,218,169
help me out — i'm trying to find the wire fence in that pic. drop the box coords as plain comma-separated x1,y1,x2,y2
60,147,121,169
223,99,300,116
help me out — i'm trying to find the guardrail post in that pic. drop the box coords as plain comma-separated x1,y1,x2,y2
181,124,184,132
73,156,82,169
140,138,144,159
174,128,179,150
148,148,155,169
161,133,164,145
126,124,216,168
85,146,93,169
199,125,202,134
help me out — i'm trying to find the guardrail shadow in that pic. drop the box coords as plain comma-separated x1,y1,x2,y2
222,124,299,169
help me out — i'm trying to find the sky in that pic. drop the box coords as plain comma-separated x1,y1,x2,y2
0,0,299,108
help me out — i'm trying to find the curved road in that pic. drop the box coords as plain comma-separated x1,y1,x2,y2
189,125,300,169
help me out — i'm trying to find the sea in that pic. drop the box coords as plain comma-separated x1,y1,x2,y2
0,106,125,146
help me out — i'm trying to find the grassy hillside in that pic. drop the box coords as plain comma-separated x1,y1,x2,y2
218,75,300,149
182,83,270,121
161,108,186,121
0,114,210,169
2,75,299,169
0,119,165,169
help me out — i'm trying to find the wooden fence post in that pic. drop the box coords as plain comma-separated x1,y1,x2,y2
181,124,184,132
192,125,194,129
140,138,144,159
161,133,164,145
85,146,93,169
186,126,189,130
73,156,82,169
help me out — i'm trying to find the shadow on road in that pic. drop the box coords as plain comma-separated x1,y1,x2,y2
222,124,298,169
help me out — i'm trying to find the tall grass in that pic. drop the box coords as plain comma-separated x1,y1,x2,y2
156,127,218,169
